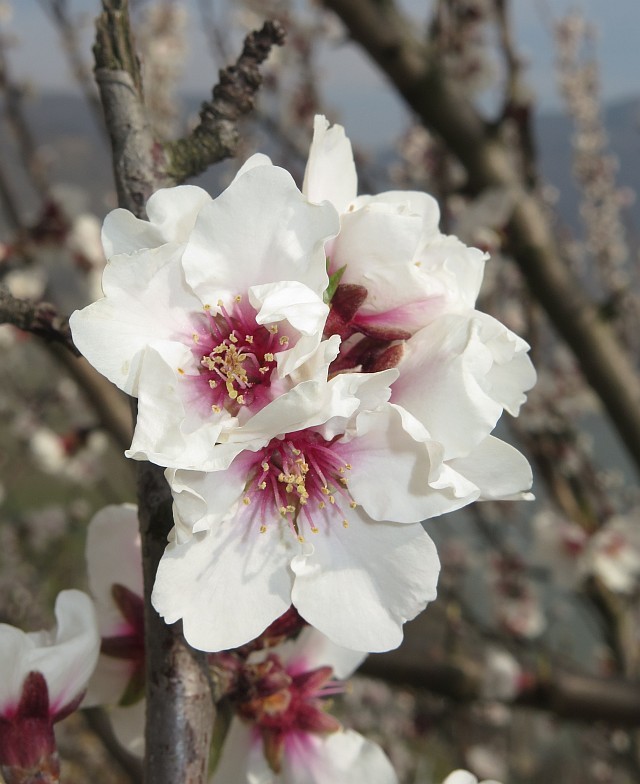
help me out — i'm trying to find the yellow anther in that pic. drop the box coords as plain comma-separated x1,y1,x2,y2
192,333,200,343
292,448,301,455
342,520,349,528
262,462,269,471
204,303,211,311
217,299,224,307
279,335,289,345
237,395,245,405
235,294,242,302
264,353,274,362
268,325,279,334
300,497,308,505
340,477,348,486
298,535,305,543
259,525,267,533
245,335,254,343
212,405,221,413
321,486,330,495
229,332,238,344
350,501,357,509
279,507,287,516
329,495,336,504
311,526,319,533
286,483,294,493
209,379,218,388
243,497,251,505
178,367,185,375
345,463,352,470
319,501,326,509
286,504,295,513
258,481,267,490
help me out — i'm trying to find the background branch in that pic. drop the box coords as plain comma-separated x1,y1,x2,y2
0,287,78,354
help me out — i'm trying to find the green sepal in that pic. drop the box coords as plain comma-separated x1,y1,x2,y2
323,263,346,304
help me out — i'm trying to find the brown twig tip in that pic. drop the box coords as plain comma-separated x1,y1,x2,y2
165,20,286,182
0,287,80,356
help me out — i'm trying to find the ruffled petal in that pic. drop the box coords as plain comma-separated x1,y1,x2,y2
182,165,338,302
291,512,439,652
70,243,200,395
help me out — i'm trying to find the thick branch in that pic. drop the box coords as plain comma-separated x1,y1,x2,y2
323,0,640,475
362,633,640,726
164,20,285,181
0,287,78,354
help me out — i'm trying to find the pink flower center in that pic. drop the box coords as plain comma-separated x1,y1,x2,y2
241,431,357,542
186,295,291,415
234,654,343,773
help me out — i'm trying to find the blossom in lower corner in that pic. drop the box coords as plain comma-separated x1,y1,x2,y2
442,772,502,784
211,627,397,784
83,503,145,756
69,161,340,471
0,591,99,779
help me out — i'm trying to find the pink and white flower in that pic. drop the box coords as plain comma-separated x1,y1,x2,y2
70,163,340,471
211,627,397,784
302,115,535,483
152,367,526,653
84,504,145,756
0,591,99,778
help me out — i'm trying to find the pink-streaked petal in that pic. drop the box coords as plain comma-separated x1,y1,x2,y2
30,591,100,714
291,512,439,652
86,504,142,631
126,342,227,470
303,115,358,214
282,729,398,784
152,520,294,652
284,627,366,680
341,406,480,522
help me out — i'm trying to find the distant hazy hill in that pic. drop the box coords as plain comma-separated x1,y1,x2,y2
1,91,638,238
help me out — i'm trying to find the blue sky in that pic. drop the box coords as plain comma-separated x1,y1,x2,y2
6,0,640,142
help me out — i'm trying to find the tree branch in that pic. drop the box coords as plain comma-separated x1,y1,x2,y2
0,287,78,355
164,20,285,181
362,616,640,726
323,0,640,476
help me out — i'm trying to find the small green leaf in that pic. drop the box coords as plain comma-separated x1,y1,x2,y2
323,264,347,304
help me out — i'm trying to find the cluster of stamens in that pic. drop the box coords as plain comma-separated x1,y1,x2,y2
190,296,290,415
241,432,357,541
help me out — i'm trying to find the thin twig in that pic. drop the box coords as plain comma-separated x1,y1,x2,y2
0,287,79,355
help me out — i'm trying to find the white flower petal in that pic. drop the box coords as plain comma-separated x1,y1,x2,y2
249,280,329,337
342,405,479,523
303,115,358,214
29,590,100,714
291,512,439,652
70,243,199,395
152,520,294,652
282,729,398,784
448,436,533,501
182,165,338,302
284,627,366,680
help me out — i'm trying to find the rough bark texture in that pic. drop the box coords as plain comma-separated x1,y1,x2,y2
0,287,78,354
323,0,640,476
